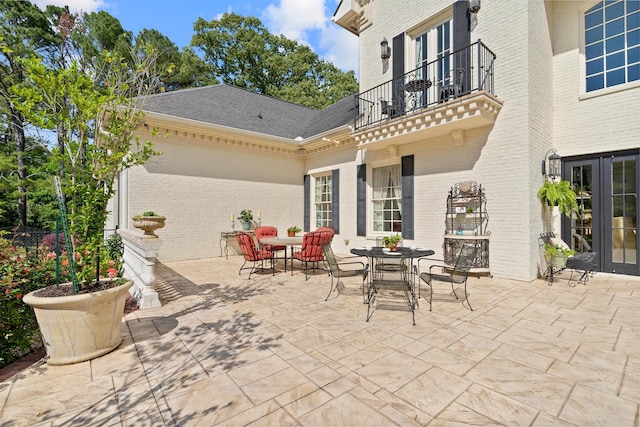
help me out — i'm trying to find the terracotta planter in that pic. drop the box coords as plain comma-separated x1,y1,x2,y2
132,216,166,236
288,231,295,237
23,280,133,365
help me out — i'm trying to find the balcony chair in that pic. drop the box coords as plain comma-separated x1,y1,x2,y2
236,231,274,279
379,98,395,117
254,226,286,270
417,242,477,311
439,68,465,102
539,231,597,286
292,231,333,279
321,242,368,301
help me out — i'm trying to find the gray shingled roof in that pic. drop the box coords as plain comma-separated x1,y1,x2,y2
141,84,355,140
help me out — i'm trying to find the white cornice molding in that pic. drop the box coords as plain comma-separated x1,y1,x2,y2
140,111,355,157
352,92,503,150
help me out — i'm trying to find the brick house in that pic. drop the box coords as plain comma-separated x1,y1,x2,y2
111,0,640,281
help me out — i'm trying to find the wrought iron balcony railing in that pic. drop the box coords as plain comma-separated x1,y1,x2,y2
354,40,496,131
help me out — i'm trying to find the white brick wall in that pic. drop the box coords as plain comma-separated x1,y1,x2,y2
112,1,640,282
123,136,304,262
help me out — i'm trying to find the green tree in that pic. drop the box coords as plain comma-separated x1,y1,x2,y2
0,1,57,227
191,12,358,109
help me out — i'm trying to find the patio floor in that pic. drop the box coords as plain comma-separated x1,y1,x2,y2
1,255,639,426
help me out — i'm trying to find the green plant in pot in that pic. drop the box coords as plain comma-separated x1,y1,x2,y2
544,242,575,268
237,209,254,230
537,180,578,217
287,226,301,237
15,40,162,364
382,233,402,251
132,210,166,237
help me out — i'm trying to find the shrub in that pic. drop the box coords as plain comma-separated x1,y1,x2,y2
41,232,66,252
0,234,70,367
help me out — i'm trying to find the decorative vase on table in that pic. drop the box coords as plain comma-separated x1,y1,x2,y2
23,279,133,365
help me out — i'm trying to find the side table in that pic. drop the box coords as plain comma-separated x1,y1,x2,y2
220,231,255,258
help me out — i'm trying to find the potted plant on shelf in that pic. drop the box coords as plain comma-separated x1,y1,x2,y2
287,226,301,237
237,209,254,230
544,243,575,268
382,233,402,251
17,39,162,364
132,211,166,237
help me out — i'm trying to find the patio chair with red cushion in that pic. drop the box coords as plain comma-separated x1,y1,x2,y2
292,231,333,279
236,231,274,279
254,226,287,270
315,227,336,241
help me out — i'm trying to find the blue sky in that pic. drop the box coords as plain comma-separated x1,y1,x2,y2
32,0,359,74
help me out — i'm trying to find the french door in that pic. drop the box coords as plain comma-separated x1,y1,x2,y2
563,151,640,275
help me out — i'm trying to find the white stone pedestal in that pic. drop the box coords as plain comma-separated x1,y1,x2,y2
118,229,162,309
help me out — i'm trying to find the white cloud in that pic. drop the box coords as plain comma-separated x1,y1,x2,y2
31,0,105,13
320,23,359,75
263,0,325,44
262,0,359,75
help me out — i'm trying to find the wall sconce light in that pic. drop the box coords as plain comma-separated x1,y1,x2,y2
542,148,561,179
380,38,391,60
469,0,481,13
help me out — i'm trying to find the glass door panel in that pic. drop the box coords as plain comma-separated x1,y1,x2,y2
604,155,639,273
570,164,594,253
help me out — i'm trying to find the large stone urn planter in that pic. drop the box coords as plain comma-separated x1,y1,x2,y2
23,280,133,365
132,216,166,236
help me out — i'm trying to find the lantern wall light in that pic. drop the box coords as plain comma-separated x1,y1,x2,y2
380,37,391,60
542,148,562,179
469,0,481,13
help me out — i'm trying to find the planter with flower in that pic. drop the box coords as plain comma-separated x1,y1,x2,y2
382,233,402,251
287,226,301,237
544,243,575,268
15,44,161,364
132,210,166,237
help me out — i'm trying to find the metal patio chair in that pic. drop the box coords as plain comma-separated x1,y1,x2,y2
417,242,477,311
321,243,368,301
236,231,274,279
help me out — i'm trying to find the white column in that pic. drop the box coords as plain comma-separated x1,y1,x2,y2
118,229,162,309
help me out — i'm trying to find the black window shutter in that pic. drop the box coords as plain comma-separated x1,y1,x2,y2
357,164,366,236
304,174,310,232
332,169,340,234
401,155,414,240
392,33,405,117
453,1,471,91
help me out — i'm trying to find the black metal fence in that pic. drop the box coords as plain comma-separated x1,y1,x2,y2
1,226,118,252
354,40,496,131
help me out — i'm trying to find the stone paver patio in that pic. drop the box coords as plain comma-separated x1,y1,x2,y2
1,255,639,426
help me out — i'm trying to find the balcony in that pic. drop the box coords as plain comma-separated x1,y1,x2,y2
352,40,502,149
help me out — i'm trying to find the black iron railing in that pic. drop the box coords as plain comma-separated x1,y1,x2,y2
354,40,496,131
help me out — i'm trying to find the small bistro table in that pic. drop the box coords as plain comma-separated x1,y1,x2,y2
259,236,303,272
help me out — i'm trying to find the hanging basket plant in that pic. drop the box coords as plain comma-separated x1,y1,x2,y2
537,180,578,217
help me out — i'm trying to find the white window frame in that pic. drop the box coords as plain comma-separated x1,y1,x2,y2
313,173,332,229
580,0,640,99
368,162,402,237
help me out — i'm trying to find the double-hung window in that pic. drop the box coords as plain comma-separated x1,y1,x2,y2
314,174,332,228
372,165,402,233
585,0,640,92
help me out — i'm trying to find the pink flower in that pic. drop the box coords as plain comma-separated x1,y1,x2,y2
107,268,118,278
108,260,115,267
45,252,57,260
